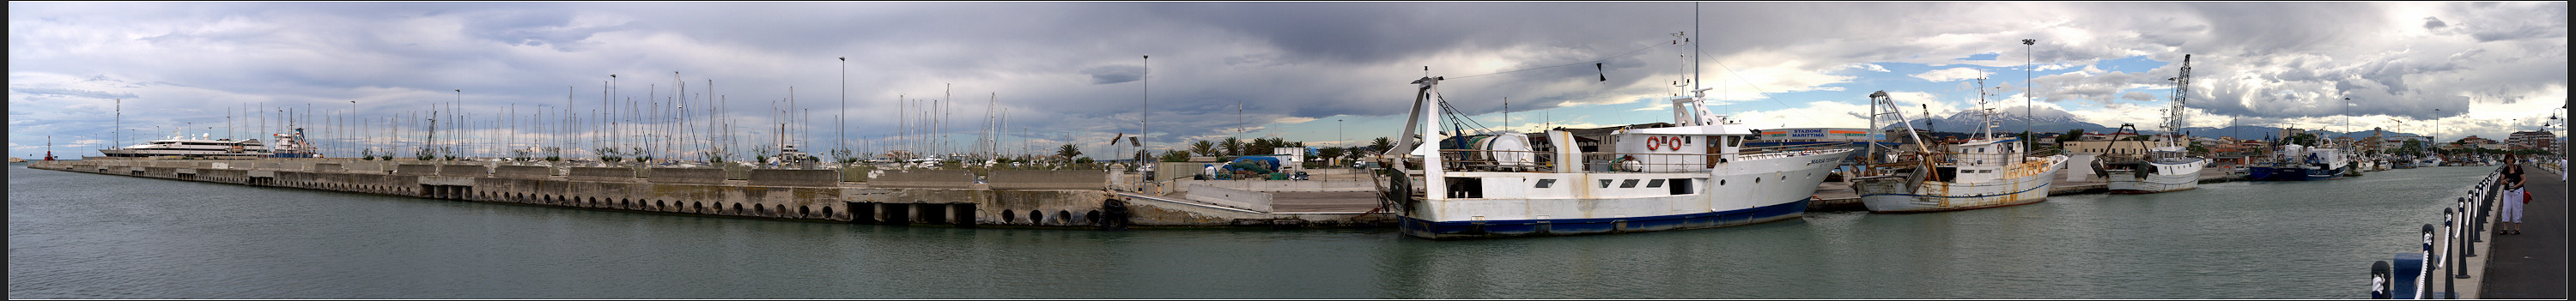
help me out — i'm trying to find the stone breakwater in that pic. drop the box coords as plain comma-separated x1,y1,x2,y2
24,159,1394,229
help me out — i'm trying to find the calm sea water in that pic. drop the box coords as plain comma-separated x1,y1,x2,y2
8,163,2487,298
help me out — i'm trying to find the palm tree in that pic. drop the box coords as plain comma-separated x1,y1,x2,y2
1189,140,1218,157
1055,143,1083,162
1220,137,1244,156
1159,150,1188,162
1369,137,1394,154
1247,137,1274,154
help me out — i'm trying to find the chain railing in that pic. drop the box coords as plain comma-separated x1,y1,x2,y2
2371,165,2506,299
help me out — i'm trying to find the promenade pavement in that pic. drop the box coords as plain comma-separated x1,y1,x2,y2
2482,164,2566,299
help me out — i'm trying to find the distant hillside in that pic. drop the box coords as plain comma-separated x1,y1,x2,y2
1874,106,2442,141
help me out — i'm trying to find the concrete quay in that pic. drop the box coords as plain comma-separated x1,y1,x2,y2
24,159,1391,230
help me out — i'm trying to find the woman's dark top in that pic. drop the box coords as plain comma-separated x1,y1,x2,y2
2503,165,2524,189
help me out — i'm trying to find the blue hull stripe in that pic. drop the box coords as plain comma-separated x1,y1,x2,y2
1399,199,1808,239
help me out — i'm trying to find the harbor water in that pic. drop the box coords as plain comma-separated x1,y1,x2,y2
8,163,2486,298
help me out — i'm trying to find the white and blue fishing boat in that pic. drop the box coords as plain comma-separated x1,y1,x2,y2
2246,143,2345,181
1373,76,1853,239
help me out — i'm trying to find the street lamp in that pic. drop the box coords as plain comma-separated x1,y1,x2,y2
1142,55,1151,156
2023,39,2036,139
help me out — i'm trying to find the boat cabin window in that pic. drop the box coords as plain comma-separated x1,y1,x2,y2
1599,179,1613,188
1667,178,1692,196
1619,179,1639,188
1534,178,1556,189
1646,179,1665,188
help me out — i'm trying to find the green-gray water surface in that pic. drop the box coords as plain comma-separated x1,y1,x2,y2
8,163,2488,298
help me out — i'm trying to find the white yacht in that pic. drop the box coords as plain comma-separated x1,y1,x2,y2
1376,76,1853,239
100,129,270,159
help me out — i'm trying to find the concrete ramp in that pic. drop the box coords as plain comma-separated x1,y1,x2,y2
1185,184,1274,213
870,170,975,188
749,169,840,187
988,170,1107,190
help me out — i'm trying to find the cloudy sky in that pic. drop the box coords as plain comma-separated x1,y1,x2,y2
9,2,2567,160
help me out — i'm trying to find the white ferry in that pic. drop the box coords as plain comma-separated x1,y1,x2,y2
1850,91,2069,213
100,129,270,159
1375,76,1852,239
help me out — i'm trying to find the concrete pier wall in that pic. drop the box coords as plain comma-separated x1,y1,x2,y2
26,160,1391,230
494,166,552,179
987,170,1107,190
869,170,974,188
397,165,439,176
748,169,839,187
647,168,727,184
568,167,635,182
438,165,488,177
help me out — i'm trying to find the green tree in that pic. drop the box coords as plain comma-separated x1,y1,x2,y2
1189,140,1219,157
1370,137,1394,154
1159,150,1189,162
2057,129,2085,145
1055,143,1083,162
1221,137,1244,156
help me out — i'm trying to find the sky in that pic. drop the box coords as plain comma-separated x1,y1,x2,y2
9,2,2568,160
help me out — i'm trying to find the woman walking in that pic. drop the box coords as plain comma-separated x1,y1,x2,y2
2500,156,2527,235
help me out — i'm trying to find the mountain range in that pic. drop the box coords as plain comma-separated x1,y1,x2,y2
1880,106,2445,141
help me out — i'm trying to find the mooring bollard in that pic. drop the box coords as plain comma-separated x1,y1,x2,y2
2419,223,2434,299
2464,197,2480,256
2372,260,2393,299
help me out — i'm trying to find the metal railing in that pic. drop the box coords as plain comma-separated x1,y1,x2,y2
2371,165,2507,299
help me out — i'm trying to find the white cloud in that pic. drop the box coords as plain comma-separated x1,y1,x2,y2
1909,67,1990,82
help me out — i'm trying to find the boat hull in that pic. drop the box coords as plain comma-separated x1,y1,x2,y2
1852,156,2064,213
1399,200,1806,239
2106,160,2203,194
2245,166,2344,181
1396,147,1850,239
2106,171,2200,194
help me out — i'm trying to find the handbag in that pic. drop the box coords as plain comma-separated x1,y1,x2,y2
2525,190,2534,204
